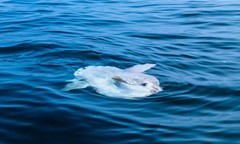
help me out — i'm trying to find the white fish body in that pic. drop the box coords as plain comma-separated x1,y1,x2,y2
64,64,162,99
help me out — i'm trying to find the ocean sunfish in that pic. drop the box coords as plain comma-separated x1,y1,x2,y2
63,64,162,99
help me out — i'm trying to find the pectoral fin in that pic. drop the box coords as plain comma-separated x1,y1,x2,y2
112,76,129,84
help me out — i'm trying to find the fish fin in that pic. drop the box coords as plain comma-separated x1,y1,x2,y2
112,76,129,84
62,79,89,91
125,64,156,72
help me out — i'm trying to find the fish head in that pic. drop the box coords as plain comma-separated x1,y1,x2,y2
137,75,161,94
112,73,162,96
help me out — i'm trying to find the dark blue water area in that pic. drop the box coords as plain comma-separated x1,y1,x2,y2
0,0,240,143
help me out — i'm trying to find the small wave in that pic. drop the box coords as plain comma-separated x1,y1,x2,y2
0,43,63,55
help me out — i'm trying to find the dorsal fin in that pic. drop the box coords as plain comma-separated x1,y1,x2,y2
125,64,156,73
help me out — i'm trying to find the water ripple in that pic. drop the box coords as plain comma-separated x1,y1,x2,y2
0,0,239,143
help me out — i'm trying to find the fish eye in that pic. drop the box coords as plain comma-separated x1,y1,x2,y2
141,83,147,86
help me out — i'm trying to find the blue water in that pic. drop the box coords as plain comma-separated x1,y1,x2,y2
0,0,240,143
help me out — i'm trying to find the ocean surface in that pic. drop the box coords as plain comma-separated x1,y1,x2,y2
0,0,239,143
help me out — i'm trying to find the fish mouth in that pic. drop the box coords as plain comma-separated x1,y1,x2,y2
151,86,161,94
